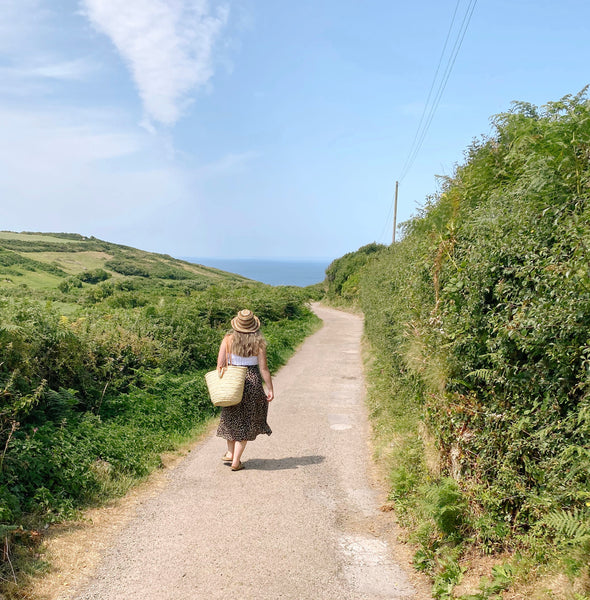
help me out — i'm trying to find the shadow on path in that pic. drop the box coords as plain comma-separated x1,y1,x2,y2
244,455,325,471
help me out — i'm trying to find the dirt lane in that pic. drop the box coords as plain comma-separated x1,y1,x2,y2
66,305,430,600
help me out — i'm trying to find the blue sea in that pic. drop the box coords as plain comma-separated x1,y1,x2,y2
181,257,331,287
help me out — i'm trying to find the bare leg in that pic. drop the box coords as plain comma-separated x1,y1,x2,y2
232,440,247,469
224,440,235,460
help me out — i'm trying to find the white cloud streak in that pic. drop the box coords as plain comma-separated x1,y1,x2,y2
81,0,229,126
0,59,95,83
28,59,95,81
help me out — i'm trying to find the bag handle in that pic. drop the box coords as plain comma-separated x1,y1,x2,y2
219,335,233,378
226,336,233,366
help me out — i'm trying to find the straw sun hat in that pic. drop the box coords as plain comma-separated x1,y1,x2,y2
231,309,261,333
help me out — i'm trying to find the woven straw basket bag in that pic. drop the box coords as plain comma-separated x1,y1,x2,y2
205,364,247,407
205,337,247,407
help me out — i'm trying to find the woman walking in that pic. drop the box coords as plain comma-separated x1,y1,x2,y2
216,309,274,471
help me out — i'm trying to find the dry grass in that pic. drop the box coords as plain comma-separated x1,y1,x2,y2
449,548,509,597
501,566,590,600
419,422,441,478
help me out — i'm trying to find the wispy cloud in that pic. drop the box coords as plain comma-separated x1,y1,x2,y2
28,58,95,81
81,0,229,126
0,58,95,83
0,2,97,98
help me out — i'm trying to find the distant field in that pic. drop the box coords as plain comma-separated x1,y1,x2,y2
171,260,235,279
0,231,248,289
1,270,63,290
0,231,82,243
31,251,115,274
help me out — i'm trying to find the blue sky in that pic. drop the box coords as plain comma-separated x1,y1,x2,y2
1,1,588,259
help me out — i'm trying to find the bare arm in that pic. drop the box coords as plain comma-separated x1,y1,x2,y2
258,346,274,402
217,335,231,372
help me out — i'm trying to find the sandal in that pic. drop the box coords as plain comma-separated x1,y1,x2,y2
231,462,245,471
221,454,233,462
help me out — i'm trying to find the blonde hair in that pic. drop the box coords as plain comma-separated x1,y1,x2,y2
229,330,266,357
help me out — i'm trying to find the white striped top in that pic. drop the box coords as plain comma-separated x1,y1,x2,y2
230,354,258,366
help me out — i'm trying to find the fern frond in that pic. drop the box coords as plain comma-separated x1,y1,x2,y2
544,509,590,542
467,368,496,384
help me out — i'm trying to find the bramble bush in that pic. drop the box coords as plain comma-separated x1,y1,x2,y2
432,91,590,528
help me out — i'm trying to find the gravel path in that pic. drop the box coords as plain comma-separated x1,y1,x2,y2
70,305,426,600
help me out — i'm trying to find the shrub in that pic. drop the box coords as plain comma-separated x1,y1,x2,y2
58,277,83,293
77,268,110,284
325,242,386,301
105,259,150,278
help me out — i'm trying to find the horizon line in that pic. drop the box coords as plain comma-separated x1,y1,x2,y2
179,256,335,263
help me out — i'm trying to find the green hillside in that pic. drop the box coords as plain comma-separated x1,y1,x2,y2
0,231,245,290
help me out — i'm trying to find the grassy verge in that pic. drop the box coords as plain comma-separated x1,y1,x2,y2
364,337,590,599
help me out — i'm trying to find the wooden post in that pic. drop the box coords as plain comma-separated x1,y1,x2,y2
392,180,399,244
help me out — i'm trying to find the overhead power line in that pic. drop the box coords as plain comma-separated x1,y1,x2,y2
379,0,478,244
398,0,462,182
399,0,478,183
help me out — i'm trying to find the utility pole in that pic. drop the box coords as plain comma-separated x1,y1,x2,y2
392,180,399,244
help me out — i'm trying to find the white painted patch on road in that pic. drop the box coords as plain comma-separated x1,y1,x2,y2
339,534,415,598
330,423,353,431
346,487,378,516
